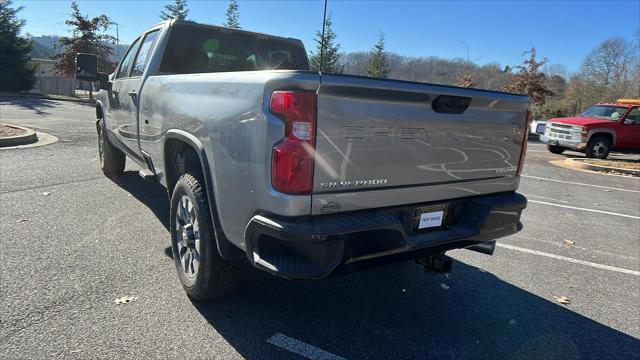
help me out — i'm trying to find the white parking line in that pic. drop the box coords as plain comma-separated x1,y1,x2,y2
522,175,640,193
497,243,640,276
267,333,346,360
528,199,640,219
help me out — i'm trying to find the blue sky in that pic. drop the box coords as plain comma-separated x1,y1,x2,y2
15,0,640,73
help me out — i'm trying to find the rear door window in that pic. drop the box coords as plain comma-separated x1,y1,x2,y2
159,24,309,74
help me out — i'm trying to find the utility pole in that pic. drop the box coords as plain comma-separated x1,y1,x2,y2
319,0,328,73
115,22,120,59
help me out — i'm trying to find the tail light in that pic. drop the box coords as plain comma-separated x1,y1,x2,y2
516,110,532,176
270,91,316,194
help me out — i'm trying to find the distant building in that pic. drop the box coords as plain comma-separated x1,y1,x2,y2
31,58,57,77
30,58,76,96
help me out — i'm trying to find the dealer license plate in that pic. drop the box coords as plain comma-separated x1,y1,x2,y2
413,204,449,231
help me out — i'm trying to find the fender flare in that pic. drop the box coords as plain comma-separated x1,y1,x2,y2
586,128,616,146
163,129,244,259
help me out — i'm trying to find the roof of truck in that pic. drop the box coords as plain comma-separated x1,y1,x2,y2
153,19,303,44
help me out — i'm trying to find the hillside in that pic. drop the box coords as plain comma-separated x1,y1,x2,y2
28,35,128,62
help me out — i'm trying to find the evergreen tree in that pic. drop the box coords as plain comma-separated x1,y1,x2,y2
53,0,115,77
160,0,189,20
0,0,36,91
367,31,389,78
456,73,476,88
309,16,344,74
504,48,554,107
224,0,240,29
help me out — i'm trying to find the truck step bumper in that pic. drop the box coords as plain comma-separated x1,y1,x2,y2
244,192,527,280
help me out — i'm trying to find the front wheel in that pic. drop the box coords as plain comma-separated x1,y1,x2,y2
170,173,243,300
546,144,565,154
585,136,611,159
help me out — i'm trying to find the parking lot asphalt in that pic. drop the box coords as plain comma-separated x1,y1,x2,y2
1,96,639,359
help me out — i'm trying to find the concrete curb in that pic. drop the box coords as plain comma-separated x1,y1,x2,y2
0,124,38,147
568,158,640,176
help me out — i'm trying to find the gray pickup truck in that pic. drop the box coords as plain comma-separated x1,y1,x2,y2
76,20,529,300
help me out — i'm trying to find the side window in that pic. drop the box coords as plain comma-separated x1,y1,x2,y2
625,108,640,124
131,30,159,77
116,38,141,79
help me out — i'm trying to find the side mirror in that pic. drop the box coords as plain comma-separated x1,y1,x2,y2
76,53,111,91
76,53,98,81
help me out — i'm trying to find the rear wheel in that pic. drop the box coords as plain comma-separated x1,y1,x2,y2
170,173,243,300
546,144,565,154
97,119,125,177
585,136,611,159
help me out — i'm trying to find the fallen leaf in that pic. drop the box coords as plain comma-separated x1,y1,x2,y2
440,283,450,290
127,194,132,197
563,239,575,247
553,296,571,305
41,192,51,196
605,189,611,192
114,295,139,304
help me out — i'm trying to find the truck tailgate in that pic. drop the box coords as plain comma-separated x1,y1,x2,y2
312,75,529,212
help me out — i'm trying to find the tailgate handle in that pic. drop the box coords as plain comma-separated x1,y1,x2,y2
432,95,471,114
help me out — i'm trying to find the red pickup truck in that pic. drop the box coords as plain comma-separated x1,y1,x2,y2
541,99,640,159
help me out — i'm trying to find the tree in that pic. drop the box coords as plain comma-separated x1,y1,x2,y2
367,31,389,78
0,0,36,91
224,0,240,29
580,37,638,100
309,15,344,74
53,1,115,99
456,73,476,88
160,0,189,20
504,48,554,110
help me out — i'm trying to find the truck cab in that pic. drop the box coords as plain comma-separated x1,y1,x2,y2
541,99,640,158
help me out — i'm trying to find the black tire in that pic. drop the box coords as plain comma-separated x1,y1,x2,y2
97,119,125,177
546,144,566,154
585,136,611,159
170,173,243,300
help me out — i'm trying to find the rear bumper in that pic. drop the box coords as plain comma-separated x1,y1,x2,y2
244,192,527,280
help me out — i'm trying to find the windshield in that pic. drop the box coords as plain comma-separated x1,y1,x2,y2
159,24,309,74
581,105,628,121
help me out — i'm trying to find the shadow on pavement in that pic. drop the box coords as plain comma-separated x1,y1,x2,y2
107,171,638,359
0,95,66,115
111,171,170,230
192,260,639,359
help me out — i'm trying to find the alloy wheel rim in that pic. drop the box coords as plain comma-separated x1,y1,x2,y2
592,141,607,156
174,196,201,279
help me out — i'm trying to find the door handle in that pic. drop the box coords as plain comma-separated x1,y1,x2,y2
128,90,137,98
